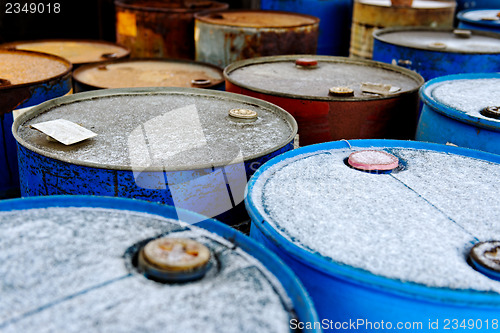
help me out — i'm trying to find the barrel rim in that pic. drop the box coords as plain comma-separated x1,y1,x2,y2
114,0,228,13
73,57,224,90
245,139,500,306
0,195,320,330
373,26,500,54
194,9,320,28
355,0,456,9
12,87,298,172
0,39,131,65
457,8,500,28
419,72,500,132
224,55,424,102
0,49,72,90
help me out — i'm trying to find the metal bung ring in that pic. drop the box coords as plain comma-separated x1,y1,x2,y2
0,78,12,87
428,42,447,50
229,108,258,119
97,65,108,71
453,29,471,38
329,86,354,97
480,106,500,119
101,53,118,59
295,58,318,69
138,237,212,283
469,241,500,281
191,79,212,87
481,16,499,21
348,150,399,171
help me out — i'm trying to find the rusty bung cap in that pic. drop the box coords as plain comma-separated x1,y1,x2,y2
229,108,258,119
348,150,399,171
329,86,354,97
139,237,212,282
480,106,500,119
428,42,447,49
191,78,212,87
0,78,12,87
295,58,318,68
469,241,500,281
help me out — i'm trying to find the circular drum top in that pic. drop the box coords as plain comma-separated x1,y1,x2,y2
374,27,500,53
195,10,319,28
357,0,455,9
458,9,500,26
73,59,223,89
247,141,500,297
421,73,500,130
13,88,296,170
0,49,71,86
1,40,130,65
0,202,293,332
225,55,423,101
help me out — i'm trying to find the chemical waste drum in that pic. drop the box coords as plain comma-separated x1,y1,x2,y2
0,195,319,332
417,73,500,155
115,0,228,59
0,49,72,199
73,58,224,92
225,55,424,146
245,139,500,331
350,0,455,59
194,10,319,68
372,27,500,81
260,0,353,56
457,9,500,34
13,88,297,227
0,39,130,67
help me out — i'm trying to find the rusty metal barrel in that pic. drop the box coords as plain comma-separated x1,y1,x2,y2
350,0,456,59
225,55,424,146
73,58,224,92
194,10,319,68
0,49,72,199
0,39,130,67
115,0,228,60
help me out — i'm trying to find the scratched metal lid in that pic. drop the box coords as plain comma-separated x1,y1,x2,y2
224,55,423,101
0,39,130,65
374,27,500,53
358,0,455,9
421,73,500,131
458,9,500,28
73,59,224,89
0,199,295,332
13,88,297,171
195,10,319,28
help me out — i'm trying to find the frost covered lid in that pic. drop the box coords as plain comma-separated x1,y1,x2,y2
73,59,223,89
1,40,130,65
424,76,500,126
195,10,319,28
225,55,422,100
0,49,70,86
459,9,500,25
374,28,500,53
0,207,292,332
250,146,500,293
358,0,454,9
14,88,296,170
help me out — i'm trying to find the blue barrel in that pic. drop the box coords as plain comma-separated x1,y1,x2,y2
372,27,500,81
260,0,353,56
417,73,500,154
12,88,297,227
0,49,72,199
0,195,319,332
246,139,500,332
456,1,500,15
458,9,500,34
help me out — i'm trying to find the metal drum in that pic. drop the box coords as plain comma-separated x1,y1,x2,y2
372,27,500,81
260,0,353,56
225,55,424,146
13,88,297,227
350,0,455,59
456,1,500,15
457,9,500,34
0,49,72,199
0,195,319,332
73,58,224,92
246,139,500,331
417,73,500,155
194,10,319,68
115,0,228,60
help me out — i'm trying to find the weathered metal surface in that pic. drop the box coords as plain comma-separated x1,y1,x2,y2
0,50,72,199
350,0,455,59
13,88,297,226
0,39,130,67
373,27,500,80
417,73,500,155
260,0,353,56
457,9,500,34
73,58,224,92
115,0,228,60
195,10,319,68
225,55,424,146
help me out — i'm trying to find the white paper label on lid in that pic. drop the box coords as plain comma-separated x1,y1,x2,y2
30,119,97,145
